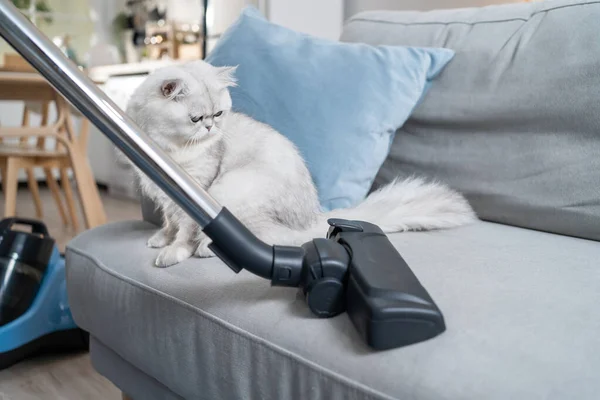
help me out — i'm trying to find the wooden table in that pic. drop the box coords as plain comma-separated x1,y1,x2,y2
0,70,107,229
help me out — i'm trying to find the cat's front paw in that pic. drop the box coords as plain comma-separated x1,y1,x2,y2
147,229,172,248
155,243,193,267
194,239,216,258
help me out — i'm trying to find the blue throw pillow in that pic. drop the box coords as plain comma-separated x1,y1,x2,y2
206,7,454,211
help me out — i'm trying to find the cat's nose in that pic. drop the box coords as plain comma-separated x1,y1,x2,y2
206,125,212,132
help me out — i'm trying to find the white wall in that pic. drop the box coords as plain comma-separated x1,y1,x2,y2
345,0,523,20
267,0,344,40
209,0,258,33
164,0,203,23
204,0,344,49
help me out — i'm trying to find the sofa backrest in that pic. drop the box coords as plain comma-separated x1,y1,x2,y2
341,0,600,241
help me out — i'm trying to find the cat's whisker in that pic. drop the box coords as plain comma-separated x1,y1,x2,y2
213,126,234,143
183,136,195,151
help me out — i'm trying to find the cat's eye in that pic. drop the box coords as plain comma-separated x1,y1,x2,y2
214,111,223,117
191,115,203,123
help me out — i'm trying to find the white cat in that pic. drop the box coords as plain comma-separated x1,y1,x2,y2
125,60,476,268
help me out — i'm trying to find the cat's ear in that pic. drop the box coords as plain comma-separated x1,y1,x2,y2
215,65,238,88
161,79,186,99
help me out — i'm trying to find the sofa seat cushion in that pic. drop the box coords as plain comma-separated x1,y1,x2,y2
66,221,600,400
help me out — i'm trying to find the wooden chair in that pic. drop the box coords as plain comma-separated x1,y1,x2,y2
0,89,105,231
0,56,106,230
0,100,79,229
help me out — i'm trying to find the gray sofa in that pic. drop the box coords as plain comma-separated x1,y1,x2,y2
66,1,600,399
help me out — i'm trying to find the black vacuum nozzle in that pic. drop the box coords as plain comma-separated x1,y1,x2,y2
327,219,446,350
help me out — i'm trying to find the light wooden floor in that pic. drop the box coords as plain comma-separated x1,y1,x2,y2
0,353,119,400
0,187,141,400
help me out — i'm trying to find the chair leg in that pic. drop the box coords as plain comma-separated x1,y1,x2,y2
43,167,69,225
0,161,7,212
26,167,43,218
20,105,30,145
61,106,106,228
0,161,6,193
3,158,20,218
60,167,79,231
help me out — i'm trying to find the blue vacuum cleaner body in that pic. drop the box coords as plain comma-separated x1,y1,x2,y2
0,218,88,370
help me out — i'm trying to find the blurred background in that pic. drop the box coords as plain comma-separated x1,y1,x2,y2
1,0,534,64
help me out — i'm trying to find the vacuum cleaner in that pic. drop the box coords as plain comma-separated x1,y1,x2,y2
0,0,445,351
0,218,88,370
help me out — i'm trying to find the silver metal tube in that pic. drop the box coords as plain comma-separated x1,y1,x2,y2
0,0,222,227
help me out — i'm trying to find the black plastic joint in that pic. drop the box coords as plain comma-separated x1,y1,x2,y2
203,208,274,280
271,246,304,287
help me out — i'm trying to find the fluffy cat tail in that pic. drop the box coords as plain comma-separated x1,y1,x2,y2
267,177,477,245
324,177,477,232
